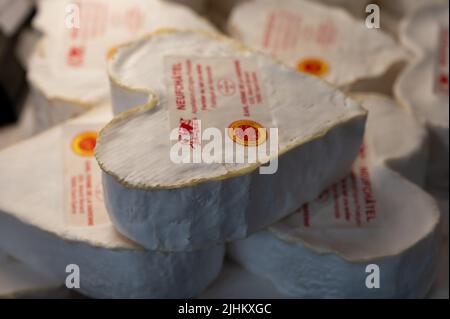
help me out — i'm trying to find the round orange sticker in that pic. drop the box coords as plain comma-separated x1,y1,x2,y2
72,132,98,157
228,120,267,147
297,58,329,77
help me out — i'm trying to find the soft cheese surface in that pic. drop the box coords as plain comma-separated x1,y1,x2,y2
228,0,406,87
100,30,366,188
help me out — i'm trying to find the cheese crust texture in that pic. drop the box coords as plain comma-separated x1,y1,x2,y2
394,4,449,189
227,0,406,88
229,93,439,298
27,0,215,130
0,107,224,299
352,94,428,186
97,29,367,252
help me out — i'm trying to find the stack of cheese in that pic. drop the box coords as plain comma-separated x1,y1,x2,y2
0,106,225,298
27,0,215,132
395,4,449,190
229,94,440,298
227,0,407,94
97,29,367,252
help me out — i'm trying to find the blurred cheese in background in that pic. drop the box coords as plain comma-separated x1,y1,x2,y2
228,0,407,91
27,0,215,133
0,106,225,298
395,4,449,190
0,0,33,37
351,94,428,187
376,0,449,38
164,0,209,14
228,94,440,298
319,0,371,18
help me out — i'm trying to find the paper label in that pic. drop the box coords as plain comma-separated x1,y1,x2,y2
61,0,146,69
63,124,110,227
165,56,274,149
296,143,378,229
434,25,449,96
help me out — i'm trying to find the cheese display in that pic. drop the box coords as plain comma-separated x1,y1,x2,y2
98,29,367,252
227,0,406,89
165,0,208,14
28,0,215,132
351,94,428,186
228,93,440,298
394,4,449,189
0,106,225,299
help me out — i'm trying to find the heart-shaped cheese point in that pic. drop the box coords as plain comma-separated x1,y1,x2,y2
228,0,406,88
97,29,367,252
28,0,215,131
395,4,449,189
229,93,439,298
352,94,428,186
0,107,224,299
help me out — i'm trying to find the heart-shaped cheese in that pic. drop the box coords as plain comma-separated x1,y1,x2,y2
28,0,215,132
0,106,224,299
395,4,449,189
228,0,406,89
97,29,367,252
229,94,439,298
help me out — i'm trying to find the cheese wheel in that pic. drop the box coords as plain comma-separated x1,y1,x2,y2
0,107,224,299
228,0,406,89
98,29,367,252
352,93,428,186
394,4,449,189
228,93,439,298
28,0,215,132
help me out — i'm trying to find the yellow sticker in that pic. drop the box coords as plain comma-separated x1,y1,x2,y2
228,120,267,147
297,58,329,77
71,132,98,157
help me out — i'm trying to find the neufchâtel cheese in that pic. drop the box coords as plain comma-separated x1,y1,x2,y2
395,4,449,189
28,0,215,132
229,94,440,297
351,94,428,186
228,0,406,90
96,29,367,252
0,106,225,299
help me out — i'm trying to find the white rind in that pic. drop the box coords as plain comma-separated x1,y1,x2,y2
228,0,407,88
0,107,224,299
99,30,367,252
229,165,441,298
27,0,215,130
353,93,429,186
394,4,449,189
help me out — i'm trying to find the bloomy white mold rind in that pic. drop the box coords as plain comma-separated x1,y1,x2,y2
229,165,441,298
97,29,367,252
0,107,225,299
